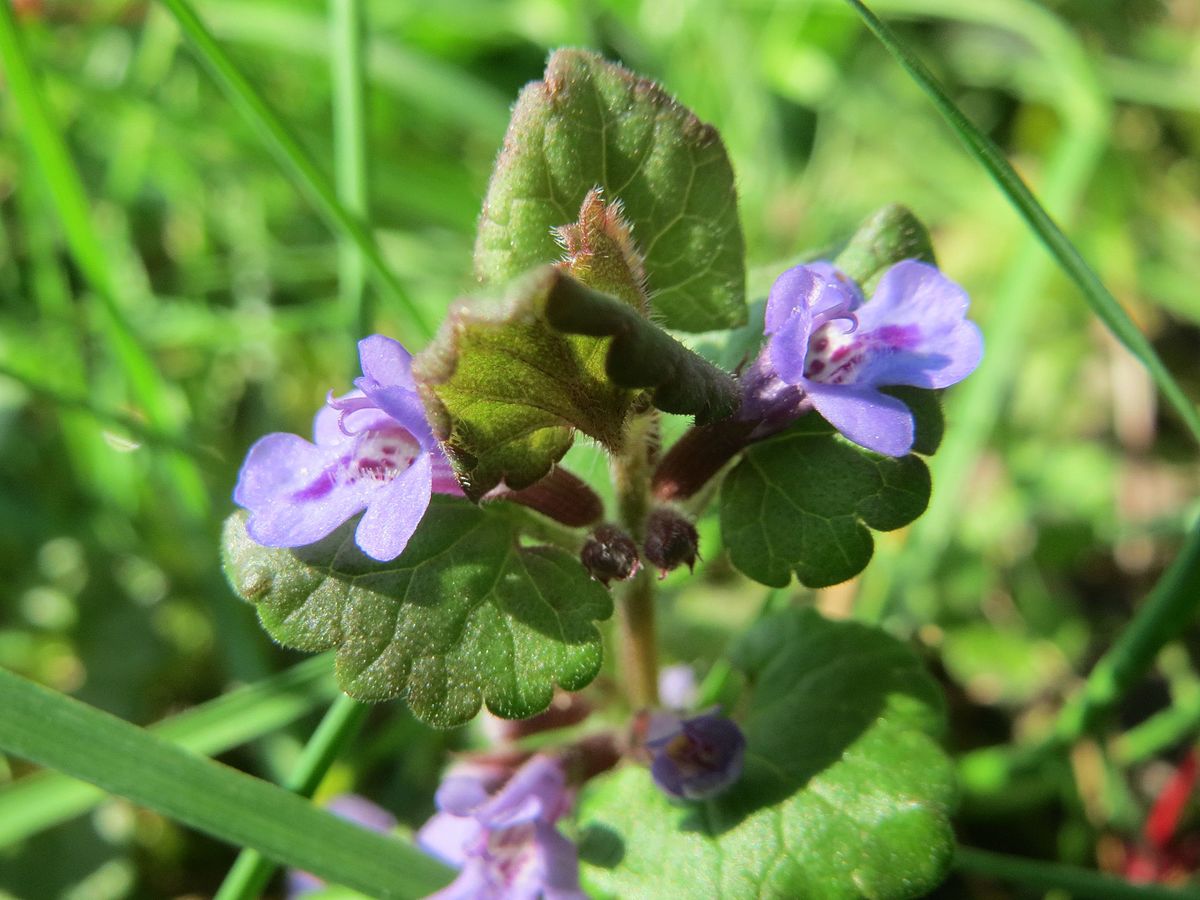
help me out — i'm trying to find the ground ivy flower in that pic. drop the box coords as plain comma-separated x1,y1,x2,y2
742,259,983,456
234,335,461,561
416,754,586,900
644,711,746,801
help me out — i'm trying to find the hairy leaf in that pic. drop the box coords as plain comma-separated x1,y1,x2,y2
579,609,956,899
415,267,738,500
719,416,932,588
834,203,936,291
221,498,612,728
476,48,745,332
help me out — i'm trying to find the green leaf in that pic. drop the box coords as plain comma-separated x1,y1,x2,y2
221,498,612,728
833,203,936,291
415,267,738,500
578,608,956,899
719,417,932,588
475,48,746,332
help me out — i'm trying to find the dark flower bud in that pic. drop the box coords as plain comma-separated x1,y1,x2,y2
642,507,699,574
580,525,640,585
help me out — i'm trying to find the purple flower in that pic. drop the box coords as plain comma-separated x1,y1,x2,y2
234,335,461,561
416,754,586,900
742,259,983,456
657,664,698,712
645,711,745,801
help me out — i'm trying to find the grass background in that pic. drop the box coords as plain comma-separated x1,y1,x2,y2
1,0,1198,896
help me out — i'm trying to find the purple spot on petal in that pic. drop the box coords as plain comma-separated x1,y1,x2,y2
290,470,336,502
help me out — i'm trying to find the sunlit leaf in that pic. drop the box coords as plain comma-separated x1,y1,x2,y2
476,49,746,332
579,609,956,899
221,499,612,728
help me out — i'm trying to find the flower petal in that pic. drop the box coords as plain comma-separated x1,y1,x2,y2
435,774,493,817
534,824,589,900
358,334,414,388
235,433,375,547
853,259,983,389
314,391,393,445
476,755,567,829
416,812,483,869
805,381,915,457
354,453,433,561
767,309,813,384
764,265,820,333
648,712,746,801
355,335,433,445
806,260,865,308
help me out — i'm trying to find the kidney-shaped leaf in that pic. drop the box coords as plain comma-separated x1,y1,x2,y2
476,49,745,332
221,498,612,728
719,413,934,588
578,608,956,899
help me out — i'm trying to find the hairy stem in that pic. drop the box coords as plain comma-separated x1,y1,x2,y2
612,408,661,708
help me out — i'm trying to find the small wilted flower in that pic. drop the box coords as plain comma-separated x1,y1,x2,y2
642,508,699,575
234,335,461,561
741,259,983,456
416,754,586,900
580,524,640,585
644,711,745,801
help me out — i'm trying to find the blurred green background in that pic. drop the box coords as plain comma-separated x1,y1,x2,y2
1,0,1198,896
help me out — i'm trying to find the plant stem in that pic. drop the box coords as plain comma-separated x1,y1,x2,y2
613,410,661,708
955,846,1196,900
214,693,370,900
616,570,660,709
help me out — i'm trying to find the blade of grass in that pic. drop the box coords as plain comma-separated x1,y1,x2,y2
1056,516,1200,742
958,515,1200,790
214,694,369,900
157,0,433,342
842,0,1200,446
0,2,208,517
0,654,338,847
195,0,509,136
849,0,1109,624
0,362,221,464
330,0,370,343
0,666,452,898
955,846,1197,900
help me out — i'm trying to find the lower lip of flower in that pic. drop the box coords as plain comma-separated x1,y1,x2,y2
290,427,419,501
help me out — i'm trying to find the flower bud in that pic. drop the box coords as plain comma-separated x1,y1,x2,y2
642,508,699,574
580,525,640,586
643,711,746,801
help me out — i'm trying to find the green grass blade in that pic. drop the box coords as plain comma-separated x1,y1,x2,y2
0,666,452,898
215,694,369,900
330,0,370,344
157,0,433,341
843,0,1200,447
1056,515,1200,741
0,654,338,847
955,847,1198,900
0,2,208,515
